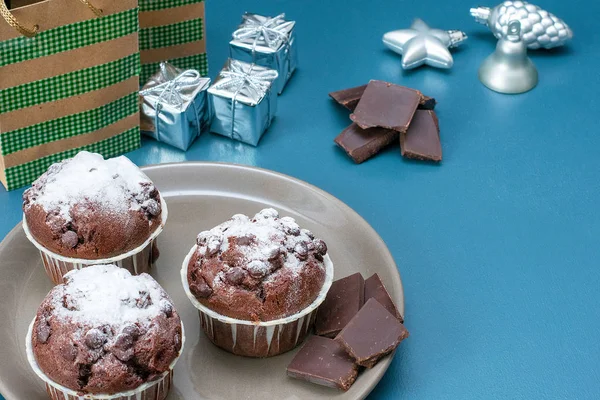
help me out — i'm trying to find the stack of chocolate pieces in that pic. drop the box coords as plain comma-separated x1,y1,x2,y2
286,273,408,391
330,80,442,163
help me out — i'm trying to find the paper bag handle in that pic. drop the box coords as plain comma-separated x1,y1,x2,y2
0,0,38,37
78,0,103,17
0,0,102,38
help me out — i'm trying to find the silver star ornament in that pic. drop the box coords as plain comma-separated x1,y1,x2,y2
383,19,468,69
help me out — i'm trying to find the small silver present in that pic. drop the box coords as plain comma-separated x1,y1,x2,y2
208,59,278,146
140,62,211,151
230,13,297,95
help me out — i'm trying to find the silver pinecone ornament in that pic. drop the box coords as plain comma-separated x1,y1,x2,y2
471,1,573,49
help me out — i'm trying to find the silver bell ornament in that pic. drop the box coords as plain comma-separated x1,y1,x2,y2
471,1,573,49
478,20,538,94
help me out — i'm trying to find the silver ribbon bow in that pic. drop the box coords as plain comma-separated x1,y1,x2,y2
211,59,278,106
140,68,202,111
232,13,294,52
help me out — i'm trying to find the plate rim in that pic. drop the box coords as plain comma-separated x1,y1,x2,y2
0,161,404,400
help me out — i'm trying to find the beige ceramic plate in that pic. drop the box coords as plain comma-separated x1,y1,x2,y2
0,162,404,400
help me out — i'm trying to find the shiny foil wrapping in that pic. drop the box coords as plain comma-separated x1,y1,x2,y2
230,13,297,95
140,62,212,151
208,59,278,147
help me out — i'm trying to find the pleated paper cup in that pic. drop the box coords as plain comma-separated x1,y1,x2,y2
23,198,168,285
25,318,185,400
181,244,334,357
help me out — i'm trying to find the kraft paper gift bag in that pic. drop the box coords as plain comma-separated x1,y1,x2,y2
138,0,208,85
0,0,141,190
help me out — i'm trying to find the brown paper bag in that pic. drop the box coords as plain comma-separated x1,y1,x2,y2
0,0,141,190
138,0,208,84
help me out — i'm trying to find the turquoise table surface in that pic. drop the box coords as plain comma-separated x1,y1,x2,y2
2,0,599,399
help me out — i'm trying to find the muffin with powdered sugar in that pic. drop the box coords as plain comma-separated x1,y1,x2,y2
187,208,328,321
23,151,163,259
182,208,334,357
27,264,183,397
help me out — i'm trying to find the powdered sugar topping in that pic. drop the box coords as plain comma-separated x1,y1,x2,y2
26,151,154,221
195,208,327,278
51,265,171,328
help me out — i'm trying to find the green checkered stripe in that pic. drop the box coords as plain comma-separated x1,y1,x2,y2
0,53,140,114
5,127,140,190
140,0,202,12
1,93,138,155
141,52,208,86
140,18,203,51
0,8,138,68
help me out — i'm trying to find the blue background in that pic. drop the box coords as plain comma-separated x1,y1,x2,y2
2,0,599,398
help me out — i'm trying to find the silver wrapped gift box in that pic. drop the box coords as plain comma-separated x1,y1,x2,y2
230,13,297,95
208,59,278,146
140,62,212,151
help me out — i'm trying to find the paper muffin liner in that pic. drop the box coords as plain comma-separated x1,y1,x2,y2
23,197,168,285
25,318,185,400
181,244,334,357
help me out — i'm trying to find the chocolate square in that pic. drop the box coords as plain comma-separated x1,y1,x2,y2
350,80,421,132
365,273,403,322
329,83,436,112
315,272,365,337
336,298,409,368
329,84,368,112
400,110,442,162
334,123,399,164
287,335,358,391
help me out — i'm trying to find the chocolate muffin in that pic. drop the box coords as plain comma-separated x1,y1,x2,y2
187,208,328,322
31,264,182,394
23,151,162,259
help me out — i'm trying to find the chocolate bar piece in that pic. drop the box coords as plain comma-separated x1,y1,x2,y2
336,298,409,368
400,110,442,162
329,84,367,111
350,80,421,131
365,273,403,322
330,84,436,112
315,272,365,337
287,335,358,391
334,123,398,164
420,95,437,110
